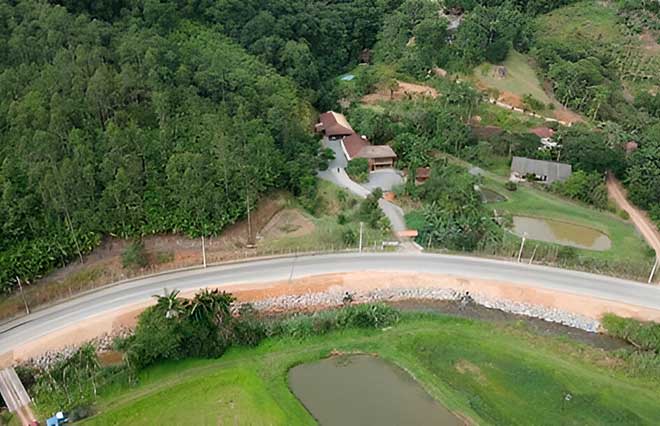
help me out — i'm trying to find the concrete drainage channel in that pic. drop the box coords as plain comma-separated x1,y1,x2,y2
251,287,601,332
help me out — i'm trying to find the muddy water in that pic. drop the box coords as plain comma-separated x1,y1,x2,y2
479,187,506,203
512,216,612,250
288,355,463,426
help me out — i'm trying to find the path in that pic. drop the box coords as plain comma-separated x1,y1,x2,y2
607,172,660,261
3,252,660,357
318,138,408,233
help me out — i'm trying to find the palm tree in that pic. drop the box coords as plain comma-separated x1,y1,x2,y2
153,289,185,319
189,289,235,326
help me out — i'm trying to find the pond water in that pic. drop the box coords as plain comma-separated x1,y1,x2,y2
512,216,612,251
288,355,463,426
479,187,506,203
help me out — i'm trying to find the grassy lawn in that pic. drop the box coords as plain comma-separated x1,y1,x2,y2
535,1,623,46
474,50,551,105
82,314,660,425
482,176,651,263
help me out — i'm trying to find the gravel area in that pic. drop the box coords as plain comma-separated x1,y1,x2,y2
252,287,601,332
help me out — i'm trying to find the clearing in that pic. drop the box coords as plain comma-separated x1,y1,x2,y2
80,313,660,425
473,50,584,124
361,80,438,104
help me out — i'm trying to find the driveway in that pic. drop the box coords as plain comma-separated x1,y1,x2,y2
364,169,404,192
318,138,408,234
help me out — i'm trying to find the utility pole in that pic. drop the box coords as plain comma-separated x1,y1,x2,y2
517,233,527,263
16,277,30,315
649,258,659,284
359,222,364,253
201,236,207,268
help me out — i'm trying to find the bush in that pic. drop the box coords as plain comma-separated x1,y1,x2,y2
346,158,369,182
342,227,357,245
122,241,148,270
337,303,400,329
557,246,578,262
618,209,630,220
505,181,518,191
337,213,347,225
602,314,660,352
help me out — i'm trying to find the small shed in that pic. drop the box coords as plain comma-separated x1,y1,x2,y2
510,156,572,184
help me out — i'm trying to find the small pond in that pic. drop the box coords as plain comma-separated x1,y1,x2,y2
288,355,463,426
340,74,355,81
512,216,612,251
479,187,506,203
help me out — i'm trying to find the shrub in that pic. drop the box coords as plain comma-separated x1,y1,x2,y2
618,209,630,220
122,241,148,270
342,227,357,245
337,303,400,329
557,246,578,262
232,318,268,347
505,181,517,191
337,213,347,225
603,314,660,353
346,158,369,182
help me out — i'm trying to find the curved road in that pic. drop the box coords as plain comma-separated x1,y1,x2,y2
2,253,660,353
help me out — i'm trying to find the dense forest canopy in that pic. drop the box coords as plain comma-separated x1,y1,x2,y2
1,0,659,293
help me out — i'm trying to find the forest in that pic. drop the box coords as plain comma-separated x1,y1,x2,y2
0,0,404,291
1,0,659,293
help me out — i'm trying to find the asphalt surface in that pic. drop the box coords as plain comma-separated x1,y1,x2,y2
2,252,660,353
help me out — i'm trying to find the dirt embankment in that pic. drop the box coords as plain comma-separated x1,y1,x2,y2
0,192,294,322
5,271,660,367
607,173,660,261
361,80,438,104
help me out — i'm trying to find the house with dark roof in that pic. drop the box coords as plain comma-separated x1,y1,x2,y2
315,111,354,139
341,133,397,171
511,156,572,184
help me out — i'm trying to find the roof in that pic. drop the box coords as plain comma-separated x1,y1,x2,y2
511,156,572,183
530,127,555,139
356,144,397,159
342,133,369,160
317,111,354,137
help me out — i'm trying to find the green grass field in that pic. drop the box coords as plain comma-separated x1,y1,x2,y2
82,314,660,425
482,176,651,263
474,50,552,105
535,1,623,46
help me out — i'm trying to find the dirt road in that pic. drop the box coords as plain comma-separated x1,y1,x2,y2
607,172,660,259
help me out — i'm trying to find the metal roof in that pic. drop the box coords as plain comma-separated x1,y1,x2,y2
511,156,572,184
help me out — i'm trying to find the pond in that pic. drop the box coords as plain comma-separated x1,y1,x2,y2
512,216,612,251
340,74,355,81
288,355,463,426
479,187,506,203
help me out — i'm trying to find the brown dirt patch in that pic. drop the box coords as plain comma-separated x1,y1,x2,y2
98,350,124,367
259,209,315,241
361,80,438,105
455,359,486,383
553,107,584,124
640,31,660,54
498,91,524,109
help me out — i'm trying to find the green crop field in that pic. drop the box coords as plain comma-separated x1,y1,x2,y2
82,313,660,425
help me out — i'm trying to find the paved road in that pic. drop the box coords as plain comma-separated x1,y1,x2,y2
2,252,660,353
